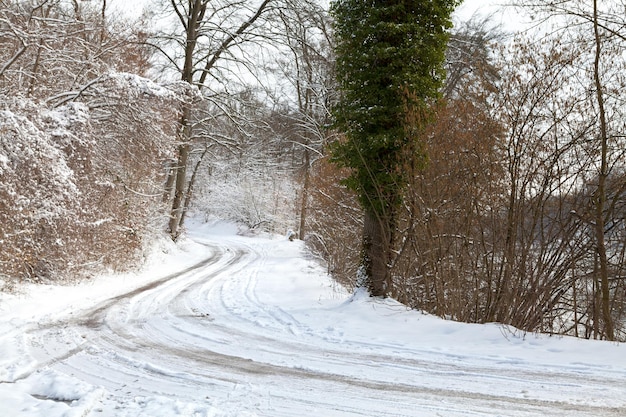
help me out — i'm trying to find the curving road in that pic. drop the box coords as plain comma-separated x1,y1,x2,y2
21,231,626,417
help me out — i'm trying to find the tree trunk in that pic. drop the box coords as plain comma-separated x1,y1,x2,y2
180,145,210,230
168,105,192,240
362,209,392,297
168,142,189,239
162,159,177,203
166,0,203,240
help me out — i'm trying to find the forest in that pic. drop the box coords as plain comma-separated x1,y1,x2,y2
0,0,624,342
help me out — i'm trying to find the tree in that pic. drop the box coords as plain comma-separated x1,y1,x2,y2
590,0,619,341
272,0,334,240
0,0,150,99
330,0,459,296
152,0,274,240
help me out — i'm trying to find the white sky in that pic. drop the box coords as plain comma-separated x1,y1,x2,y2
109,0,523,27
108,0,150,18
453,0,531,32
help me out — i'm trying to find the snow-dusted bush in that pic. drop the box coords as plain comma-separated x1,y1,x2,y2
0,1,151,100
0,74,186,284
0,98,80,280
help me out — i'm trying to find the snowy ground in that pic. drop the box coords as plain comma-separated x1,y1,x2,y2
1,221,624,417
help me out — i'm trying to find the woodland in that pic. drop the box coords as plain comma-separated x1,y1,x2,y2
0,0,625,342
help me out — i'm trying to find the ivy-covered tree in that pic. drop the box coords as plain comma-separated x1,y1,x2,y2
330,0,459,296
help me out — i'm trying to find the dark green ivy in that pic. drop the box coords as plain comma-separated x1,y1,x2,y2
331,0,459,214
330,0,460,295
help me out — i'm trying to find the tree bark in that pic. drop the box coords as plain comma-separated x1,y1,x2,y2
362,209,392,297
168,110,191,240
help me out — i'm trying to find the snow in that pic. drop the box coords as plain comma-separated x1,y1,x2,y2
0,220,624,416
0,104,79,218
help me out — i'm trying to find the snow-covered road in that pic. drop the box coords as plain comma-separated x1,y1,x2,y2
1,222,625,416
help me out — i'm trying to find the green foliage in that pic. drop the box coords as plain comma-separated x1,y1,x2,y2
330,0,459,215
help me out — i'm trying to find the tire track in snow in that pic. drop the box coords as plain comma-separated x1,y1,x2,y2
6,250,222,383
19,233,626,417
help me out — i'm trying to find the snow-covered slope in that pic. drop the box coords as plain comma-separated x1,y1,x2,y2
0,221,624,416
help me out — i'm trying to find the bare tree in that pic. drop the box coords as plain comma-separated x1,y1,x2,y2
271,0,334,239
512,0,626,341
151,0,274,240
0,0,151,99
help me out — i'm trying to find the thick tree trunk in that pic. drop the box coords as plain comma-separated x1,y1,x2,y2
168,140,189,240
168,103,193,240
362,209,392,297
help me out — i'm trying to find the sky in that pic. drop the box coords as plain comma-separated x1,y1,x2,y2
454,0,534,33
108,0,149,18
108,0,526,28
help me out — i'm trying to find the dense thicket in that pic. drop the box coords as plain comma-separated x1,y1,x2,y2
388,5,626,341
0,1,185,287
